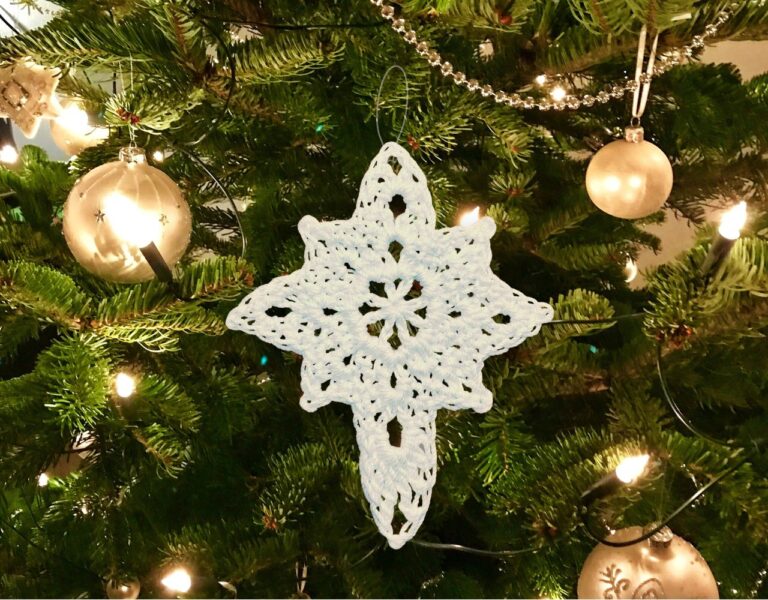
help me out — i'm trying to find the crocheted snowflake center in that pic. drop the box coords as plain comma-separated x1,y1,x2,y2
227,142,553,548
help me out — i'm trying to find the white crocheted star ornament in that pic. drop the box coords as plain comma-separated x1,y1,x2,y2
227,142,553,548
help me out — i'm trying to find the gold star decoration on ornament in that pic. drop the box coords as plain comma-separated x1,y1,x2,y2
0,59,62,138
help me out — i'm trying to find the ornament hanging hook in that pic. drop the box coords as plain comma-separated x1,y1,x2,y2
631,25,660,124
375,64,410,145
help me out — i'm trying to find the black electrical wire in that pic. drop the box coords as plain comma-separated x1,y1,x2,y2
0,512,100,578
411,539,538,557
544,313,645,326
177,147,247,258
655,343,731,447
0,10,22,36
581,456,747,547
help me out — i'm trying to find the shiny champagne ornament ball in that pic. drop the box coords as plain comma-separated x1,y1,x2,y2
49,99,108,156
63,147,191,283
585,126,673,219
106,578,141,599
577,526,719,599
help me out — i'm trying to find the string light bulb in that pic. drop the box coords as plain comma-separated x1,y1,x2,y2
162,567,192,594
50,100,108,156
37,472,49,487
0,144,18,165
581,453,651,505
535,74,547,86
459,206,480,226
700,201,748,277
550,85,567,102
615,454,650,484
114,372,137,399
152,149,165,163
103,192,162,248
0,118,18,165
718,201,747,241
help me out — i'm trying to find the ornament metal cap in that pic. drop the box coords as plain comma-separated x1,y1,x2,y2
624,125,645,143
118,146,146,164
647,525,674,548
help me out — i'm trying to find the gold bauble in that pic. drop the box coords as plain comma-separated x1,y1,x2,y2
63,147,191,283
106,578,141,599
585,127,673,219
577,526,719,599
50,100,109,156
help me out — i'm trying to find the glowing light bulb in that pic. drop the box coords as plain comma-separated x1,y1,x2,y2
0,144,18,164
459,206,480,226
535,74,547,86
103,192,162,247
152,149,165,162
718,201,747,241
550,85,567,102
114,372,137,398
615,454,650,484
162,567,192,593
37,473,49,487
56,103,90,134
624,258,638,283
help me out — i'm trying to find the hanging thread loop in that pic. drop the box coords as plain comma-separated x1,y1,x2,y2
632,26,660,122
375,64,409,145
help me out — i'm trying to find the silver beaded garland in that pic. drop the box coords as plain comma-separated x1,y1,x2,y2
371,0,736,111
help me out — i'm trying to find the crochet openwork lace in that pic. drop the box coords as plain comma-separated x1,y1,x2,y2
227,142,553,548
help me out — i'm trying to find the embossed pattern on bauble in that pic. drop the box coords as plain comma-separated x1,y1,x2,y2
577,526,719,599
226,142,553,548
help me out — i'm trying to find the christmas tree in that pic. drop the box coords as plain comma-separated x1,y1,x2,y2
1,0,767,597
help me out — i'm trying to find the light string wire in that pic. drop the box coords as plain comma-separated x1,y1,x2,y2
0,10,21,36
416,310,756,556
371,0,738,112
655,343,732,447
411,539,537,557
580,455,748,548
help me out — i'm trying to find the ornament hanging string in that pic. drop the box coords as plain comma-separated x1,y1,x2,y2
375,64,409,145
128,53,136,149
631,26,660,125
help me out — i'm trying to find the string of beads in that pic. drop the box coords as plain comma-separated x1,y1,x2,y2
370,0,738,111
